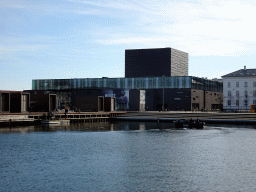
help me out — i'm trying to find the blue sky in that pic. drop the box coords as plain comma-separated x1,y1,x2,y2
1,0,256,90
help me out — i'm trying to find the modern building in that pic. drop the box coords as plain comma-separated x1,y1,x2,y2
125,48,188,78
25,47,222,112
0,47,223,113
31,76,222,112
22,90,57,112
0,91,30,113
222,66,256,111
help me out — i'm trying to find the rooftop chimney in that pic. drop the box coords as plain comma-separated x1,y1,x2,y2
244,65,246,70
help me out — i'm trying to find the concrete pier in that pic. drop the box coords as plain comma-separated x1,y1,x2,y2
0,112,125,127
0,115,35,127
110,111,256,124
1,111,256,126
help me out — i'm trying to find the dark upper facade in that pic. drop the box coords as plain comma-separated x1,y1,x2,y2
125,47,188,78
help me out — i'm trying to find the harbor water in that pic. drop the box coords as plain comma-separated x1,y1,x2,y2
1,121,256,191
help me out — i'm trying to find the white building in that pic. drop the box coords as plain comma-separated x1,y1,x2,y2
222,66,256,111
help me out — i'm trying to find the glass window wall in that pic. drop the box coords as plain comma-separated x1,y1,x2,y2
32,76,222,92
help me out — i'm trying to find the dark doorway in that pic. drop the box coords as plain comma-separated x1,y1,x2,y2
98,96,104,112
1,93,10,112
49,95,56,112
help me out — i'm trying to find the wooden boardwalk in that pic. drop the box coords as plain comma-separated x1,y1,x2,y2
0,112,126,127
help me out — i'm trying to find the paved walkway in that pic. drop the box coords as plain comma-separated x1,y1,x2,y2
1,111,256,124
112,111,256,124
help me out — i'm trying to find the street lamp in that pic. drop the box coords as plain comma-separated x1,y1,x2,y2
162,75,165,111
245,94,248,111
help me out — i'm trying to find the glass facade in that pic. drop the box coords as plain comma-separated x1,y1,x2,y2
32,76,222,92
191,77,222,92
33,76,191,90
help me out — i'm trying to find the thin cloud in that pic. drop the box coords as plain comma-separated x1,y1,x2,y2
0,44,48,56
2,0,256,57
65,0,149,12
0,36,57,56
91,0,256,56
97,37,169,45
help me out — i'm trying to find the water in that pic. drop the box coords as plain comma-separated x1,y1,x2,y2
1,121,256,191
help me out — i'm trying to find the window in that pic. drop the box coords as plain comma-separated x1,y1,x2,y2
228,91,231,97
245,82,248,87
236,100,239,106
253,82,256,87
254,90,256,97
244,91,248,97
254,100,256,104
228,82,231,88
236,91,239,97
236,82,239,87
228,100,231,105
244,100,248,105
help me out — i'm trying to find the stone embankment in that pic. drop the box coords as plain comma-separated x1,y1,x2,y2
1,111,256,126
111,111,256,124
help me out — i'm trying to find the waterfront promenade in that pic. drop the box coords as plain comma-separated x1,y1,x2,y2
0,112,125,126
1,111,256,125
112,111,256,124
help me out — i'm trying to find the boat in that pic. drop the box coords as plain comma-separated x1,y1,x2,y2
174,119,205,129
189,120,205,129
41,120,61,124
174,119,190,128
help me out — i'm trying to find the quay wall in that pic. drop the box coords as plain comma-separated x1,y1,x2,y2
1,111,256,125
110,111,256,124
0,112,125,127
